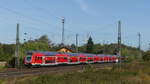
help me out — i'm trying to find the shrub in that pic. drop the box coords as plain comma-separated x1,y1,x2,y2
83,64,95,73
143,51,150,61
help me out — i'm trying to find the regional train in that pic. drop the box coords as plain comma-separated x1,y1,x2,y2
24,51,120,67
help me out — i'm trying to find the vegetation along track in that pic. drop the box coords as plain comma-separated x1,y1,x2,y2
0,63,114,79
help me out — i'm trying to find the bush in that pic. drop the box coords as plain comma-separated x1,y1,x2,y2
6,57,16,68
83,64,95,72
143,51,150,61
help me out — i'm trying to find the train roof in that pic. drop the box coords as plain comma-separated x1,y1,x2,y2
97,54,117,57
27,51,58,56
65,53,79,56
85,54,96,57
27,51,117,57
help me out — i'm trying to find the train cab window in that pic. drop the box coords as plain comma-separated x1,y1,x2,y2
26,56,31,62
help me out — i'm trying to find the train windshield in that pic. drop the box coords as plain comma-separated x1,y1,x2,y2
26,56,31,62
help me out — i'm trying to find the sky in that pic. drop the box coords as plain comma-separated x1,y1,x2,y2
0,0,150,50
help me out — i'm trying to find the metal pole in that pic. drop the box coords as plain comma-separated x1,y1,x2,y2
149,43,150,50
138,32,141,50
62,17,65,46
15,23,20,68
103,40,105,54
118,21,122,63
76,34,78,53
138,32,142,59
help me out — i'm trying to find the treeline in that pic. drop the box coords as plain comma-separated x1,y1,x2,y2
0,35,148,63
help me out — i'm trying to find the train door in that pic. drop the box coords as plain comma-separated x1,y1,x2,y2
86,54,94,63
68,53,79,64
42,56,45,64
79,54,87,63
110,56,116,62
94,56,99,63
99,56,104,63
34,56,43,64
69,56,79,64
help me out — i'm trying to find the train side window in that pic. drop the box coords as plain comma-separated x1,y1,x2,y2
87,59,93,61
45,60,55,63
35,57,38,61
64,57,68,60
39,57,42,60
80,57,86,60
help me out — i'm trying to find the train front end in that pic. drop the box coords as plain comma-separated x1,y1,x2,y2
24,52,33,67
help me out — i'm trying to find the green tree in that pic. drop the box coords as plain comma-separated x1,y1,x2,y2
37,35,49,44
0,44,4,61
70,44,76,51
23,35,54,52
0,44,15,61
86,36,94,53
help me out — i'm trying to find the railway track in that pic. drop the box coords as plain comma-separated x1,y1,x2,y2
0,63,115,79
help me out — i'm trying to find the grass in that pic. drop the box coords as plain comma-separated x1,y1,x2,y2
0,80,4,84
0,66,5,84
0,66,5,72
3,62,150,84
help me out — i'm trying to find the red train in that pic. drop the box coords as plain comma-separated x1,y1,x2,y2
24,51,119,67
